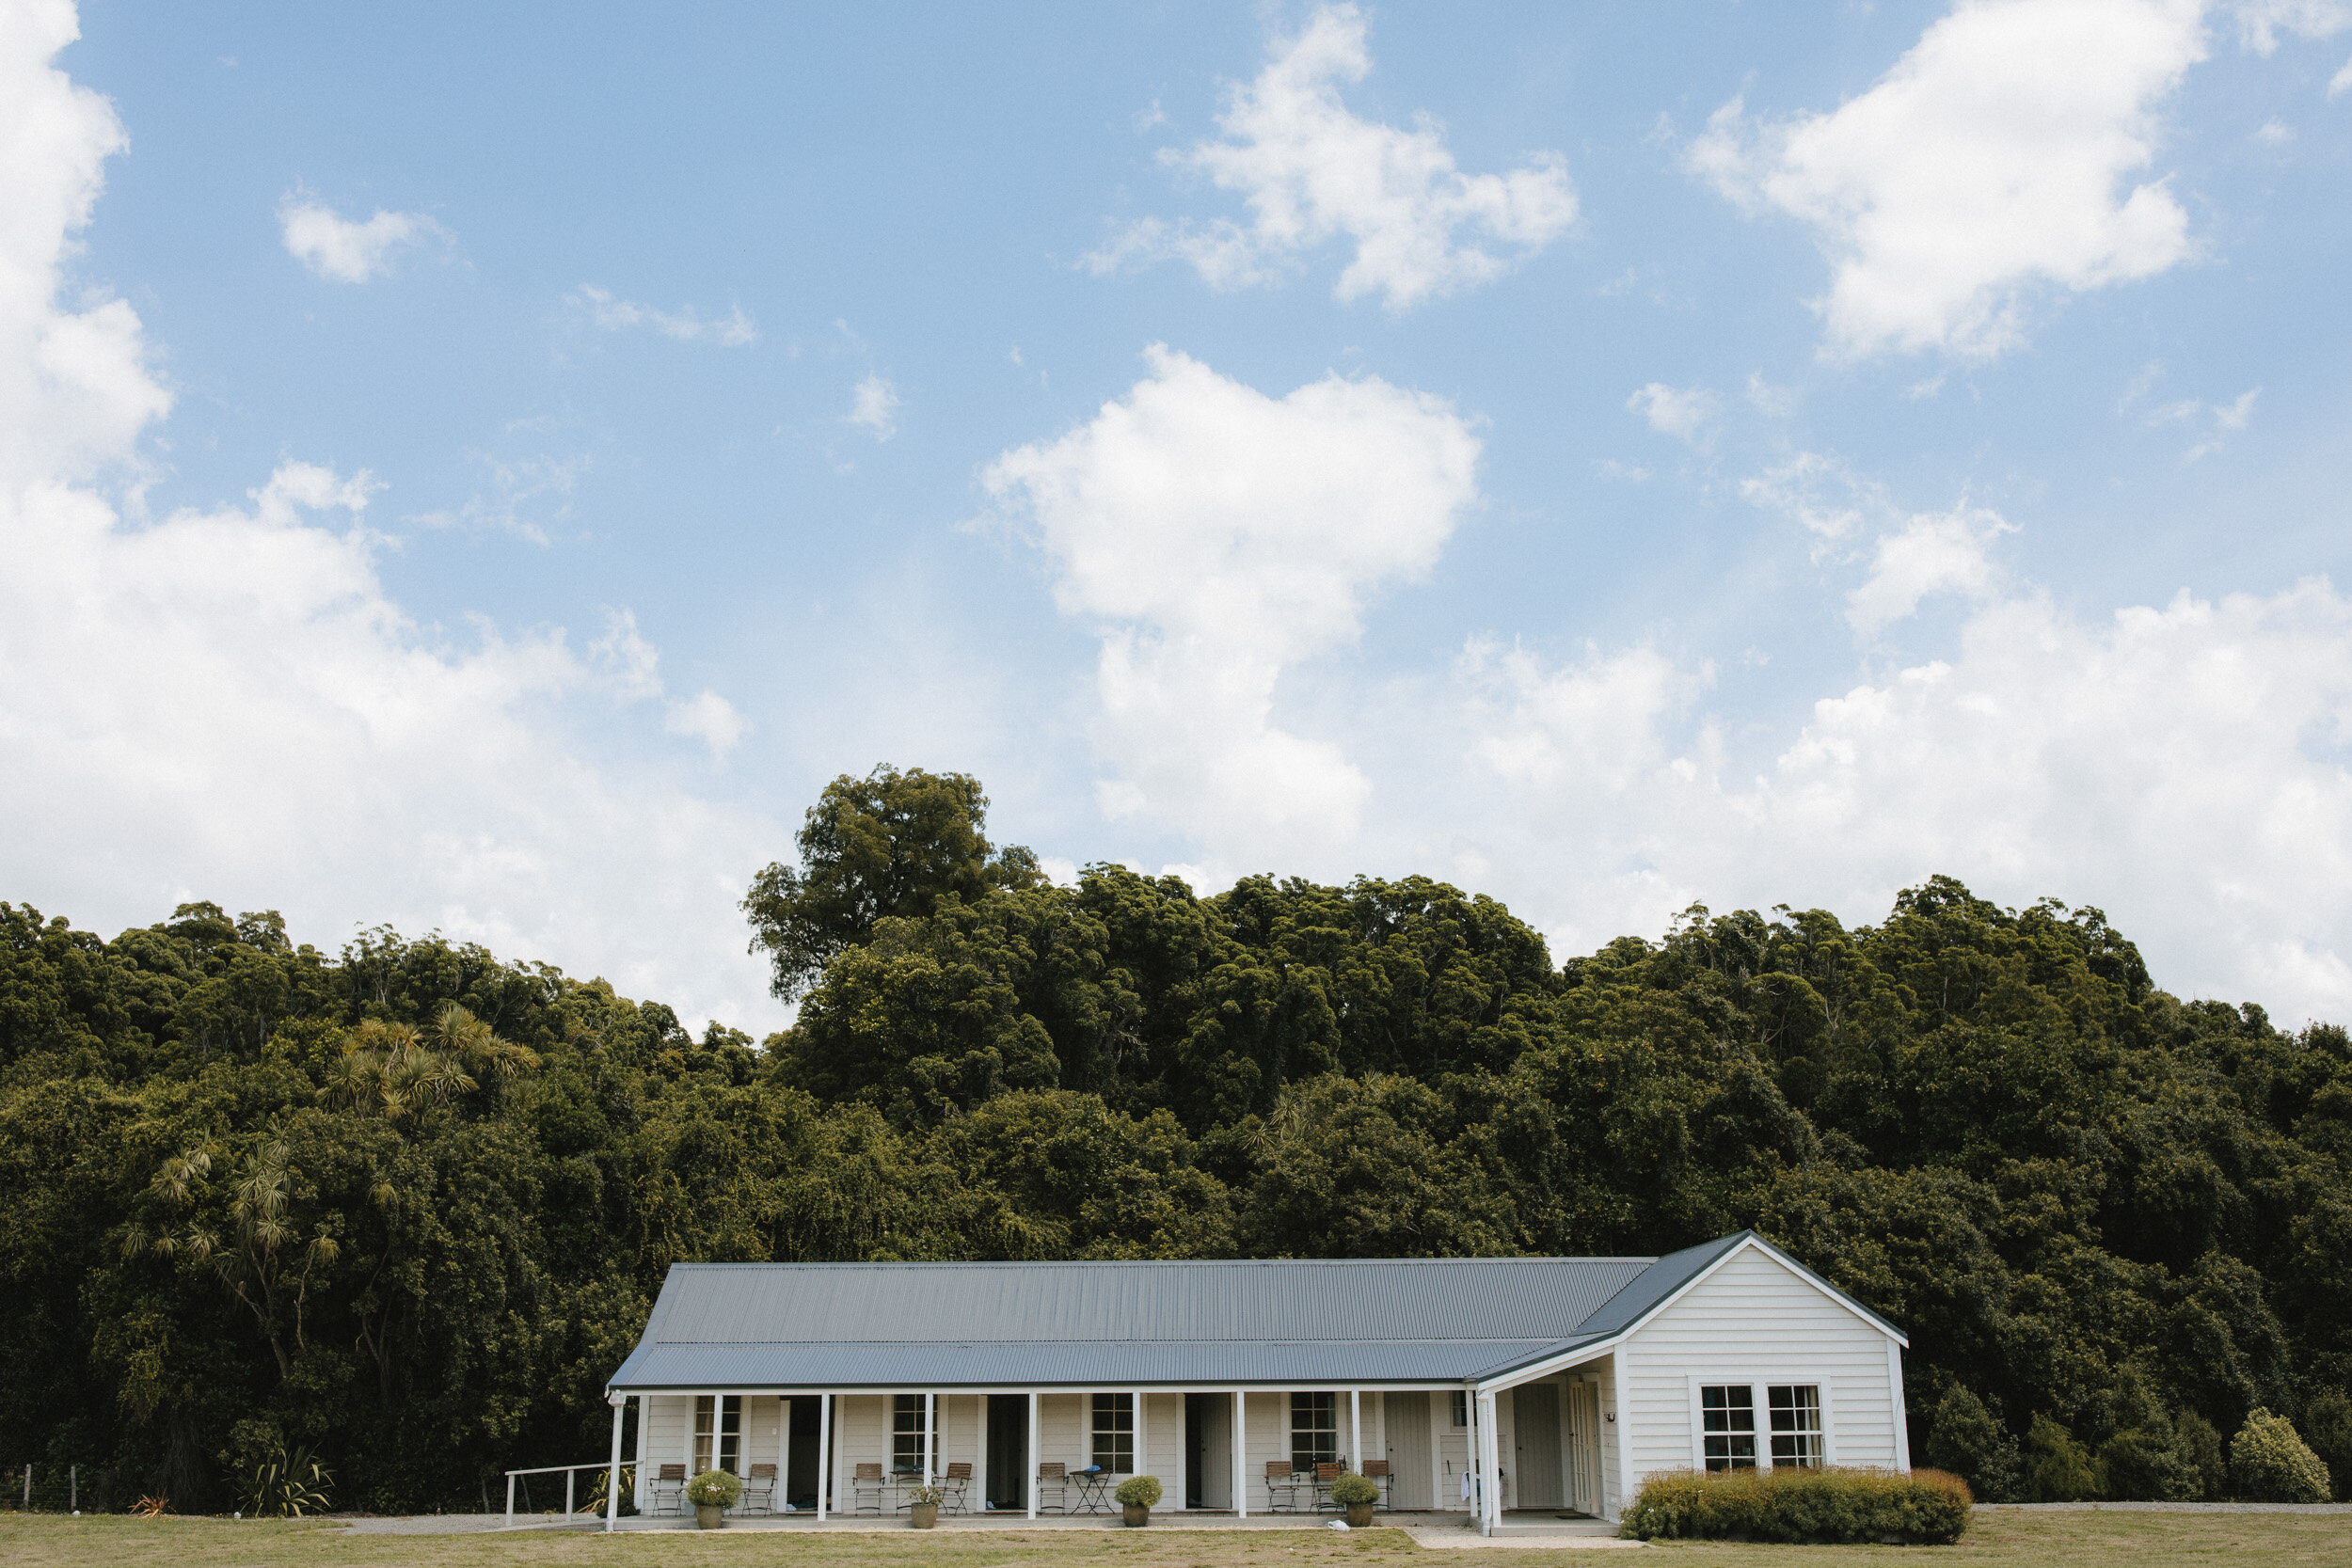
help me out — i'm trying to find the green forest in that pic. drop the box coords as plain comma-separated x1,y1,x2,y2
5,766,2349,1512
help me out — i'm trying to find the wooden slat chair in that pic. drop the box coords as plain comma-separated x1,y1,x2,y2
940,1462,974,1513
1313,1462,1346,1513
1263,1460,1306,1513
1360,1459,1391,1510
850,1462,891,1515
651,1463,687,1515
741,1464,776,1514
1035,1461,1069,1513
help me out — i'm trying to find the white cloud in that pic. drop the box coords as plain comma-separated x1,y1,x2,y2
1740,450,1883,543
1627,382,1721,444
0,7,778,1032
1459,576,2352,1025
1691,0,2207,360
848,373,899,440
2257,116,2296,140
2232,0,2352,51
1844,504,2016,634
1088,3,1576,310
984,344,1479,856
279,197,443,283
1745,373,1800,418
567,284,756,346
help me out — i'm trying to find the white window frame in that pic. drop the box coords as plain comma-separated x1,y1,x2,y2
1684,1376,1837,1472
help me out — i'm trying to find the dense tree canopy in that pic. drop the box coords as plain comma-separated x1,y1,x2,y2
5,771,2350,1509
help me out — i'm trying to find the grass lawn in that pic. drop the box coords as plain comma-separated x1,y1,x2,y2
1,1512,2347,1568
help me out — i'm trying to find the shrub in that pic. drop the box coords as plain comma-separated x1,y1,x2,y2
1620,1466,1971,1544
1114,1475,1162,1508
904,1482,946,1507
2304,1392,2352,1503
1329,1472,1380,1506
2095,1379,2200,1504
243,1445,332,1518
2228,1408,2331,1503
1925,1386,2022,1501
685,1469,742,1509
2175,1412,2225,1500
2024,1415,2096,1502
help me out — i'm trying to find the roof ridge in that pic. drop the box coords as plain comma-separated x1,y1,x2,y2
666,1256,1661,1270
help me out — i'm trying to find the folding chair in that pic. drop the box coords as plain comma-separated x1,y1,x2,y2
1360,1459,1391,1510
1035,1461,1069,1513
651,1464,687,1516
940,1462,974,1513
851,1462,891,1515
742,1464,776,1514
1263,1460,1305,1513
1314,1462,1345,1513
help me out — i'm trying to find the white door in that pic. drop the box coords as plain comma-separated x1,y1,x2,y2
1566,1383,1602,1516
1386,1391,1432,1509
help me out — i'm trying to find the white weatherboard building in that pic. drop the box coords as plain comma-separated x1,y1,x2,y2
596,1229,1911,1533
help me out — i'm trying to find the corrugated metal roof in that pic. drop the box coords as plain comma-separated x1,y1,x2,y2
610,1255,1653,1392
605,1233,1906,1391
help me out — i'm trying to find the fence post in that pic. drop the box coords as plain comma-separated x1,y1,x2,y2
505,1472,516,1528
565,1468,574,1517
24,1465,31,1510
72,1465,78,1513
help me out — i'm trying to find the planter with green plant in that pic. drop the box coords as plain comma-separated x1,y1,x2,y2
904,1481,946,1527
685,1469,741,1528
1329,1471,1379,1528
1115,1474,1163,1526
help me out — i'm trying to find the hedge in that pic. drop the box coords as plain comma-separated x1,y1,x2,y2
1621,1466,1973,1544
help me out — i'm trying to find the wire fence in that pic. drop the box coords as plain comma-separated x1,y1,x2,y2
4,1465,135,1514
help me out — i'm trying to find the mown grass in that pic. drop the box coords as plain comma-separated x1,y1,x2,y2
0,1510,2347,1568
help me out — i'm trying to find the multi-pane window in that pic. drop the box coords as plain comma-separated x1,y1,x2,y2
1451,1391,1469,1429
1091,1393,1134,1472
1291,1391,1340,1471
894,1394,928,1473
1769,1386,1823,1468
693,1395,741,1474
1700,1386,1757,1472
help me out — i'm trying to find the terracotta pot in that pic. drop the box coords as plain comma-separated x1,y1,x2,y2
1122,1503,1151,1527
695,1504,725,1528
910,1502,939,1529
1345,1502,1375,1528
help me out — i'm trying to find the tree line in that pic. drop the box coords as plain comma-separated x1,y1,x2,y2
3,765,2347,1510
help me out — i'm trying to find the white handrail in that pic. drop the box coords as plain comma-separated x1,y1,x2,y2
503,1462,612,1527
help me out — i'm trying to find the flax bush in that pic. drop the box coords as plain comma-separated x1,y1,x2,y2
1621,1466,1972,1544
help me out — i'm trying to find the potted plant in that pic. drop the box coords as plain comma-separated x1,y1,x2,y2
1115,1474,1162,1527
685,1469,741,1528
905,1481,945,1528
1329,1471,1379,1528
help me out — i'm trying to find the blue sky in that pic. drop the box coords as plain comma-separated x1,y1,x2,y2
7,0,2352,1033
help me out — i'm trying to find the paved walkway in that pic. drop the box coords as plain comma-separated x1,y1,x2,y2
334,1511,1643,1544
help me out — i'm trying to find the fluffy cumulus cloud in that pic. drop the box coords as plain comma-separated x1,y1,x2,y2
1692,0,2207,359
279,197,445,283
1460,576,2352,1024
1089,3,1576,310
0,6,779,1031
984,345,1479,859
567,284,756,346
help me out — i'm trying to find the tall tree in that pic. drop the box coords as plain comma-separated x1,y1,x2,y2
742,765,1040,1001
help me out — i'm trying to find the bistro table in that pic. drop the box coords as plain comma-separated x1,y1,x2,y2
1070,1467,1113,1513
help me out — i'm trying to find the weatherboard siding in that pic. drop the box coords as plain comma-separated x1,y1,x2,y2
1622,1249,1900,1484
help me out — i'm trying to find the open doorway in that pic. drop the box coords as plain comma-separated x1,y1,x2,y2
986,1395,1028,1510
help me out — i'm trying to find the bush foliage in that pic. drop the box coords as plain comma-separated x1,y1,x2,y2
1328,1471,1380,1506
1114,1474,1163,1508
5,765,2352,1511
1621,1466,1972,1544
2227,1408,2332,1503
684,1469,741,1509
